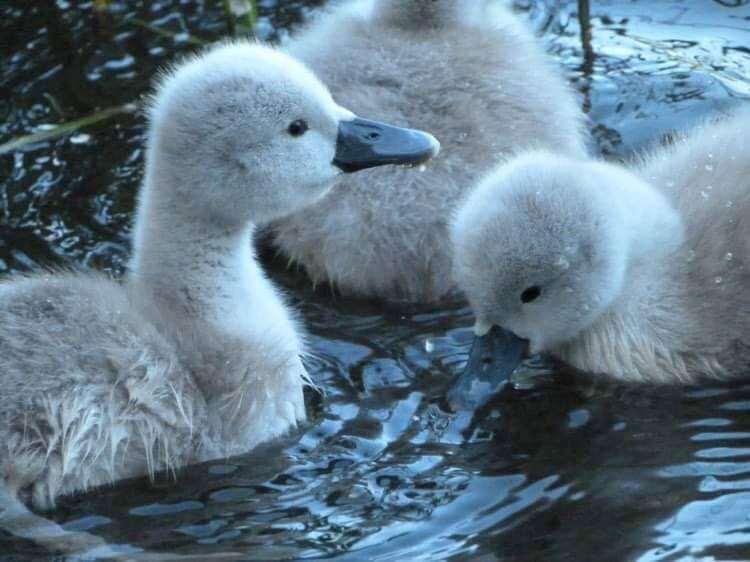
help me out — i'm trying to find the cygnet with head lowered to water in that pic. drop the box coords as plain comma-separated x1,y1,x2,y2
452,110,750,387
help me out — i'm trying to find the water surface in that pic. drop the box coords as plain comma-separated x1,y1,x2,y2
2,1,750,560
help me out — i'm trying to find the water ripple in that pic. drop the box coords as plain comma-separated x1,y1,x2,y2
2,0,750,561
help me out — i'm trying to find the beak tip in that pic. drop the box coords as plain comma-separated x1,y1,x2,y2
410,131,440,167
426,133,441,158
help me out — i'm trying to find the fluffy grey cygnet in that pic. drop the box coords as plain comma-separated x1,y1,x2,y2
0,39,438,534
271,0,588,302
452,110,750,384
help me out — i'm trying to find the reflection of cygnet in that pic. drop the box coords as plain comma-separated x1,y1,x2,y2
453,110,750,384
272,0,588,302
0,41,438,524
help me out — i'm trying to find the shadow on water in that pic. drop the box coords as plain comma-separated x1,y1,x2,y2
1,0,750,560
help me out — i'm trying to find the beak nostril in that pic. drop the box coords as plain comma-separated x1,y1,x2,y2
366,132,380,140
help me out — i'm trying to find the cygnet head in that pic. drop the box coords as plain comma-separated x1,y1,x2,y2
452,152,636,354
144,42,439,227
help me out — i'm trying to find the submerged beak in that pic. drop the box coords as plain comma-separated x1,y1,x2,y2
333,117,440,173
447,326,529,411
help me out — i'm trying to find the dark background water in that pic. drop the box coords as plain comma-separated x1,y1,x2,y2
1,1,750,560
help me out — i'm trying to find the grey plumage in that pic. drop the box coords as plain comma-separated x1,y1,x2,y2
0,41,380,543
272,0,587,302
1,274,206,507
452,109,750,384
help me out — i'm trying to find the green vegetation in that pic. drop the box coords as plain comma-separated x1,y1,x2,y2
1,0,259,154
223,0,257,37
0,104,137,156
130,18,207,46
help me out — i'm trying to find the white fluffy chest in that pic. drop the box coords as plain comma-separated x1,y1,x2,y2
200,254,307,455
205,243,303,357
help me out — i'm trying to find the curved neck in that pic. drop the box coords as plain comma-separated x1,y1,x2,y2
128,164,259,325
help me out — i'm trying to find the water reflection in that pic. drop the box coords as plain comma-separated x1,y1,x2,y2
2,0,750,560
542,0,750,156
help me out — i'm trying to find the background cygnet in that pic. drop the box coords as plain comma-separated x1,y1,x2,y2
452,110,750,384
270,0,588,302
0,39,437,534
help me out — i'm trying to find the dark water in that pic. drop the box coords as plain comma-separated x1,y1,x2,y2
2,0,750,560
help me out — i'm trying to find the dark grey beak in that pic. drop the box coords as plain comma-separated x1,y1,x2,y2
333,117,440,173
447,326,528,411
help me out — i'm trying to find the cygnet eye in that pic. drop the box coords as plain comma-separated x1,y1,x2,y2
520,286,542,304
287,119,309,137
